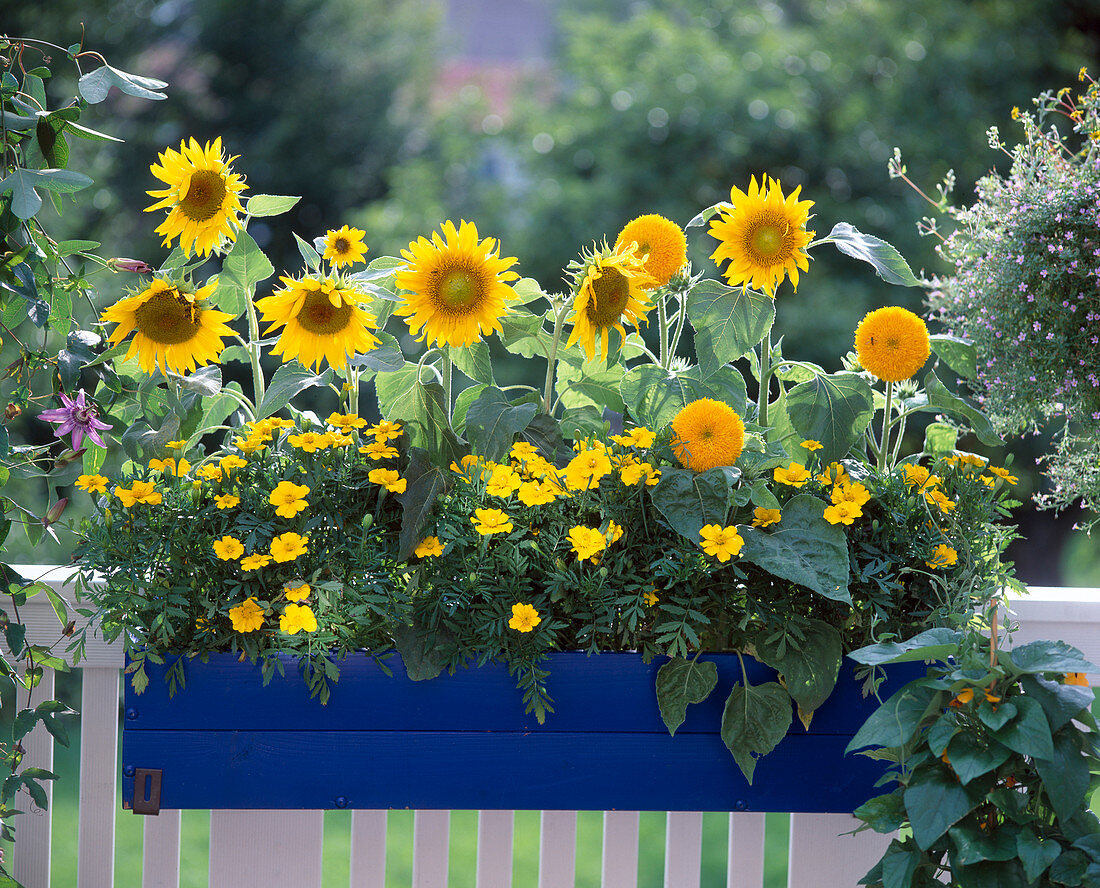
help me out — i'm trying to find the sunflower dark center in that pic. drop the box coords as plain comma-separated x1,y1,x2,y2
745,213,792,263
586,267,630,326
297,291,353,335
180,169,227,222
436,268,483,312
333,237,350,254
134,289,201,344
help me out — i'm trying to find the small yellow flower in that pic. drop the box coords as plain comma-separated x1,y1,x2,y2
833,482,871,508
485,465,523,498
270,531,308,562
269,480,310,517
149,456,190,476
166,439,188,449
284,583,311,602
611,426,656,449
197,464,223,482
1079,67,1088,82
926,489,956,514
988,466,1018,485
471,508,513,535
366,420,403,442
288,431,329,452
326,411,367,431
562,448,612,491
508,602,541,633
902,464,936,490
414,536,445,558
322,225,369,269
800,440,823,451
214,494,240,510
233,435,267,454
368,468,407,494
606,520,624,544
980,475,995,488
115,481,163,507
823,501,862,525
773,463,811,487
926,544,958,569
620,460,660,486
1011,106,1021,120
228,597,265,633
569,525,607,562
362,440,399,461
213,535,245,560
643,589,659,607
76,474,109,494
279,602,318,634
240,552,272,571
219,455,248,472
517,480,557,507
816,462,849,486
752,507,781,528
699,524,744,562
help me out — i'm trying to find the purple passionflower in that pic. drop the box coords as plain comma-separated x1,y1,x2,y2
38,390,112,450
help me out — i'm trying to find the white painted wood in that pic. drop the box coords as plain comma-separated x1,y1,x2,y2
77,666,119,888
142,809,181,888
208,809,324,887
600,810,639,888
476,810,514,888
787,813,892,888
350,809,387,888
538,810,576,888
663,812,702,888
12,668,54,888
413,809,450,888
726,813,766,888
1002,587,1100,678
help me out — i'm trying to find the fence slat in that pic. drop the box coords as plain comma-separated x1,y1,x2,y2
12,669,54,888
413,809,450,888
476,810,514,888
601,810,639,888
538,810,577,888
142,809,181,888
350,809,388,888
787,813,892,888
664,812,702,888
726,813,766,888
208,810,323,887
77,666,119,888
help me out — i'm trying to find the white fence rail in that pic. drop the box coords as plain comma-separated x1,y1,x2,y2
6,566,1099,888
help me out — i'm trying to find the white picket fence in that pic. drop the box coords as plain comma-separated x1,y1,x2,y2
7,566,1100,888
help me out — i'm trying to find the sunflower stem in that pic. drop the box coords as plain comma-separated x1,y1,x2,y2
667,291,688,363
757,329,773,428
879,380,894,472
242,286,265,409
542,297,568,414
441,350,454,426
658,296,670,369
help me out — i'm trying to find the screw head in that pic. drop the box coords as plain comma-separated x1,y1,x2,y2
733,799,748,811
125,708,138,720
122,765,135,777
334,796,349,809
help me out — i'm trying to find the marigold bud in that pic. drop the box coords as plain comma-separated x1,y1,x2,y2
5,402,20,420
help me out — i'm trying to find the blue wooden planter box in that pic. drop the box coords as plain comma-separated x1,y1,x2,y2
121,651,915,813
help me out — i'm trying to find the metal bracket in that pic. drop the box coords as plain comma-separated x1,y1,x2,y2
132,767,162,815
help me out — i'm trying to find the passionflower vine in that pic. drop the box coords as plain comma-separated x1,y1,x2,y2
38,390,113,450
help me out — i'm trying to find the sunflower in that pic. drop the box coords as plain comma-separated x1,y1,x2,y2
614,214,687,288
708,176,815,294
145,137,247,258
256,275,381,372
101,278,235,376
394,220,519,348
853,306,930,382
670,398,745,472
322,226,369,269
565,242,656,362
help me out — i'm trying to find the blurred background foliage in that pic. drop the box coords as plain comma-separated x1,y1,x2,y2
4,0,1099,580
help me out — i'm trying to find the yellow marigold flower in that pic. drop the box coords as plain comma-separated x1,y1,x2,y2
367,420,403,442
614,426,656,449
213,535,245,560
956,453,986,468
326,411,368,431
565,241,656,361
485,465,523,498
270,531,308,562
268,481,310,518
148,457,190,476
471,508,513,536
197,464,224,482
166,439,188,449
279,602,318,635
902,464,934,490
606,520,624,543
517,480,557,507
1011,106,1021,120
708,175,815,294
980,475,995,488
240,552,272,571
395,220,519,348
219,454,248,472
509,441,539,462
508,602,541,633
614,214,688,288
699,524,744,562
569,525,607,562
833,482,871,508
233,435,267,454
214,494,240,510
1065,672,1090,686
988,466,1018,485
854,306,930,383
322,225,369,269
414,536,445,558
288,431,329,452
926,489,956,514
562,448,613,491
115,481,163,507
671,398,745,472
368,468,407,494
76,474,109,494
643,589,659,607
284,583,311,602
256,274,381,372
800,439,823,451
362,440,399,460
619,460,655,486
228,597,265,633
823,501,862,525
816,462,849,486
752,507,781,528
926,544,958,569
949,687,975,708
774,462,811,487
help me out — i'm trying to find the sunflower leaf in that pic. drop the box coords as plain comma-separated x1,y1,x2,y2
923,371,1001,446
256,363,331,419
214,230,274,317
465,386,537,461
785,372,875,465
686,280,775,376
77,64,168,104
820,222,921,287
245,194,300,218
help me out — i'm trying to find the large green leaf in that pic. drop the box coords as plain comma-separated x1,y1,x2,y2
649,466,739,541
464,386,538,462
686,280,775,377
620,364,747,430
396,448,448,561
1016,829,1062,883
256,363,331,418
0,168,93,219
450,341,495,385
923,371,1000,447
77,64,168,103
993,696,1054,761
374,363,461,466
499,308,552,358
943,732,1012,785
1008,640,1097,676
739,495,851,603
903,766,980,850
848,681,939,752
820,222,920,287
556,352,626,413
849,628,962,666
349,331,404,373
1018,675,1095,734
785,372,874,465
655,656,719,736
948,822,1019,865
854,792,908,835
754,619,842,728
720,680,792,783
929,334,977,380
1034,728,1089,822
245,194,300,217
213,230,274,317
